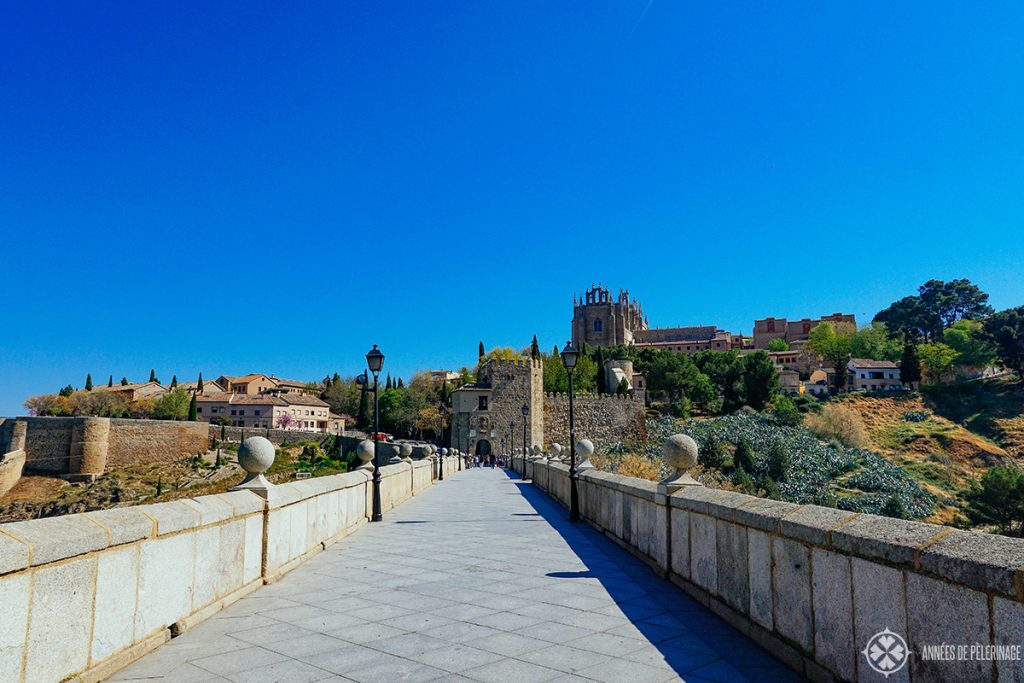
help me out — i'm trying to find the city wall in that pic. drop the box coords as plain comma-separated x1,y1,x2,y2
513,457,1024,683
0,455,461,683
542,393,647,447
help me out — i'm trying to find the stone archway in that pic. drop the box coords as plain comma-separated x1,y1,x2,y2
475,439,492,456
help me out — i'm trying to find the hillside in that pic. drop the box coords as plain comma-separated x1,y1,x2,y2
835,378,1024,524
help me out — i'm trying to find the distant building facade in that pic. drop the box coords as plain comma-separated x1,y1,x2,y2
753,313,856,350
846,359,902,392
196,392,331,430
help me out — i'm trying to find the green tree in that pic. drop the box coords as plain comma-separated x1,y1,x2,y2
616,377,631,395
107,375,113,388
385,374,392,390
767,338,789,352
733,439,755,473
356,384,370,429
120,377,128,385
170,375,178,389
397,377,404,389
478,341,485,359
85,374,93,391
542,346,569,393
806,322,854,390
153,388,190,420
197,373,204,392
59,384,74,397
187,394,198,421
964,466,1024,536
874,296,936,342
918,278,993,330
742,352,778,410
700,437,725,470
530,335,540,360
572,351,599,393
850,323,903,361
943,319,996,369
149,369,157,383
899,342,922,388
918,343,959,383
983,307,1024,381
595,347,606,394
881,496,908,520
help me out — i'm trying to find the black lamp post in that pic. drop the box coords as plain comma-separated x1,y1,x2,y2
509,420,515,469
366,344,385,522
521,403,529,471
560,341,581,522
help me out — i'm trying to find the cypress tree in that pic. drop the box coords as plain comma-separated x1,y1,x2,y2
121,377,128,385
170,375,178,389
478,341,485,359
188,394,198,421
85,374,93,391
733,439,755,473
386,374,392,390
332,372,341,385
108,375,113,387
397,377,404,389
900,342,922,389
149,369,157,383
596,348,606,394
357,385,370,429
197,373,204,392
530,335,540,360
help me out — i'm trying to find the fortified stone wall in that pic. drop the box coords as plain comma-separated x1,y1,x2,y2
11,417,210,476
542,393,646,447
515,459,1024,683
210,424,330,447
476,358,543,453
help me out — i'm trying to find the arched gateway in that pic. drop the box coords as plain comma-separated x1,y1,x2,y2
475,439,492,456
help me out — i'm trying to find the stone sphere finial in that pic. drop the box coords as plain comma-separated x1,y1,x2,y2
356,439,375,470
532,444,541,456
238,436,275,474
663,434,698,470
659,434,702,494
551,443,562,455
441,448,449,456
399,442,413,463
576,439,595,469
231,436,276,495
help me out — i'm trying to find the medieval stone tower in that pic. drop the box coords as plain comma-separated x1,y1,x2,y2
451,357,544,457
571,285,648,348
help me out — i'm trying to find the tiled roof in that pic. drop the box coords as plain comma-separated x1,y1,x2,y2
848,358,899,369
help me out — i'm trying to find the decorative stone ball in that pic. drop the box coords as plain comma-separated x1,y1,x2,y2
356,440,375,465
441,448,449,456
551,443,563,455
399,443,413,457
238,436,275,474
532,445,541,455
575,439,595,457
425,445,435,455
663,434,698,470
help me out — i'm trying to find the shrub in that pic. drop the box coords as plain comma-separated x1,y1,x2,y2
766,441,790,482
804,403,869,448
881,496,908,520
618,454,662,481
700,437,726,470
771,395,803,427
733,439,755,473
964,466,1024,536
902,410,930,422
732,467,755,494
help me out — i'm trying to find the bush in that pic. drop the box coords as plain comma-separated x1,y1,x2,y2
732,467,755,494
881,496,908,520
700,437,726,470
771,395,803,427
766,441,790,482
618,454,662,481
902,410,930,423
733,439,755,473
804,403,869,448
964,466,1024,536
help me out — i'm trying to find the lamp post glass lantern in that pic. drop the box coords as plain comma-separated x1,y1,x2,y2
561,341,581,522
366,344,385,522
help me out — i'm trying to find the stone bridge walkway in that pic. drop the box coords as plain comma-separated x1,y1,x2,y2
113,468,802,682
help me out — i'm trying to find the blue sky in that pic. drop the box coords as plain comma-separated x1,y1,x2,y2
1,1,1023,415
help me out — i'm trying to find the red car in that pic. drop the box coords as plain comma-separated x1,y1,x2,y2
368,432,392,442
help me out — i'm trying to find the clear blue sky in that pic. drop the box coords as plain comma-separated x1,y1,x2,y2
2,2,1023,415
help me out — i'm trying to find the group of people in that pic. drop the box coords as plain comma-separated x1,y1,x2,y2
467,453,500,468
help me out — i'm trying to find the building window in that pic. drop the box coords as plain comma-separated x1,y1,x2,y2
594,319,603,332
231,409,237,416
197,407,202,413
479,396,488,410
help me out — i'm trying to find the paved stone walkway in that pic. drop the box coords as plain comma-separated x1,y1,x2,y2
113,468,803,682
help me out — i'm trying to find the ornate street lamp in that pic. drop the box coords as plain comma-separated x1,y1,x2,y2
509,420,515,470
521,403,529,473
560,341,581,522
365,344,385,522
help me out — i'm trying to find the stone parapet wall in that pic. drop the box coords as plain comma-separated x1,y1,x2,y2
542,393,646,447
0,456,461,683
515,458,1024,683
107,419,208,467
210,424,330,446
0,450,25,499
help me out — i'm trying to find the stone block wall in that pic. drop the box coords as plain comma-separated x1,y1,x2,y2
106,419,208,467
0,454,463,682
542,393,646,447
516,459,1024,683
